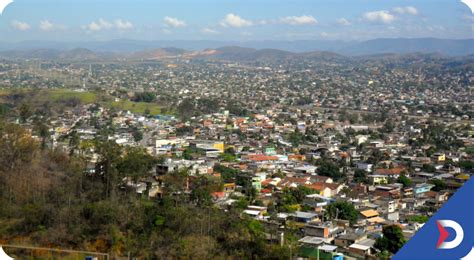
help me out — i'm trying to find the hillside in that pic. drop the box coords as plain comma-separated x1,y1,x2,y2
0,38,473,56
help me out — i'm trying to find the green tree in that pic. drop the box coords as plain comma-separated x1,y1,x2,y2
318,160,345,181
95,140,123,199
19,103,32,123
375,225,406,254
325,201,358,224
289,128,304,147
133,92,156,103
430,179,446,192
397,174,412,187
214,164,241,183
69,130,81,155
132,128,144,142
354,169,368,183
34,120,50,149
422,164,436,173
406,215,429,223
117,147,157,182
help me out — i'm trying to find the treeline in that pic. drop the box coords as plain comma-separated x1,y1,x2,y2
177,98,221,119
0,121,291,258
132,92,156,103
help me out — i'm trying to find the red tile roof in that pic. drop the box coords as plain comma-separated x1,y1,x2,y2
374,167,405,175
248,154,278,161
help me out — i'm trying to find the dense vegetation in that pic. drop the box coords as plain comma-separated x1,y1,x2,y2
374,225,407,256
0,121,291,258
0,89,165,116
132,92,156,103
325,201,358,225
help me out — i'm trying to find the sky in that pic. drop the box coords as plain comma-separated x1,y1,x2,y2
0,0,473,42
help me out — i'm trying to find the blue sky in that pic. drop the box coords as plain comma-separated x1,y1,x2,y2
0,0,472,42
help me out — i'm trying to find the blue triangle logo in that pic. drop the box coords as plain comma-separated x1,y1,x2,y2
393,178,474,260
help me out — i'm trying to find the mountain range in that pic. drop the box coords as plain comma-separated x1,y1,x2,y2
0,39,473,63
0,38,473,57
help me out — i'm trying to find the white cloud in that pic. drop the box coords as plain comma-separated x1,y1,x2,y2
115,19,133,30
280,15,317,25
11,20,31,31
84,18,133,31
393,6,419,15
337,18,351,26
86,18,113,31
39,20,66,31
39,20,54,31
362,10,396,24
163,16,186,28
201,27,219,34
220,13,253,28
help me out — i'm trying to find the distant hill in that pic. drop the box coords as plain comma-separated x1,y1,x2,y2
129,47,188,60
58,48,99,60
189,47,348,63
0,41,472,62
0,48,105,61
0,49,61,59
339,38,474,56
0,38,473,56
200,47,293,61
298,51,348,62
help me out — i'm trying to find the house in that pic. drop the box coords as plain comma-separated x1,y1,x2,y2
355,135,369,145
348,238,375,256
368,174,388,185
334,233,367,248
290,211,318,223
374,167,406,178
373,185,401,198
278,176,312,189
357,163,373,172
223,183,236,193
247,154,279,162
304,223,341,239
193,140,225,153
298,244,341,260
298,236,326,247
294,165,318,175
306,182,343,198
303,194,332,210
404,198,427,210
261,177,281,188
310,175,333,184
359,209,379,219
288,154,306,161
387,211,400,222
155,138,187,154
425,191,449,203
413,183,435,197
242,205,267,220
348,183,368,196
369,140,384,148
432,152,446,162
